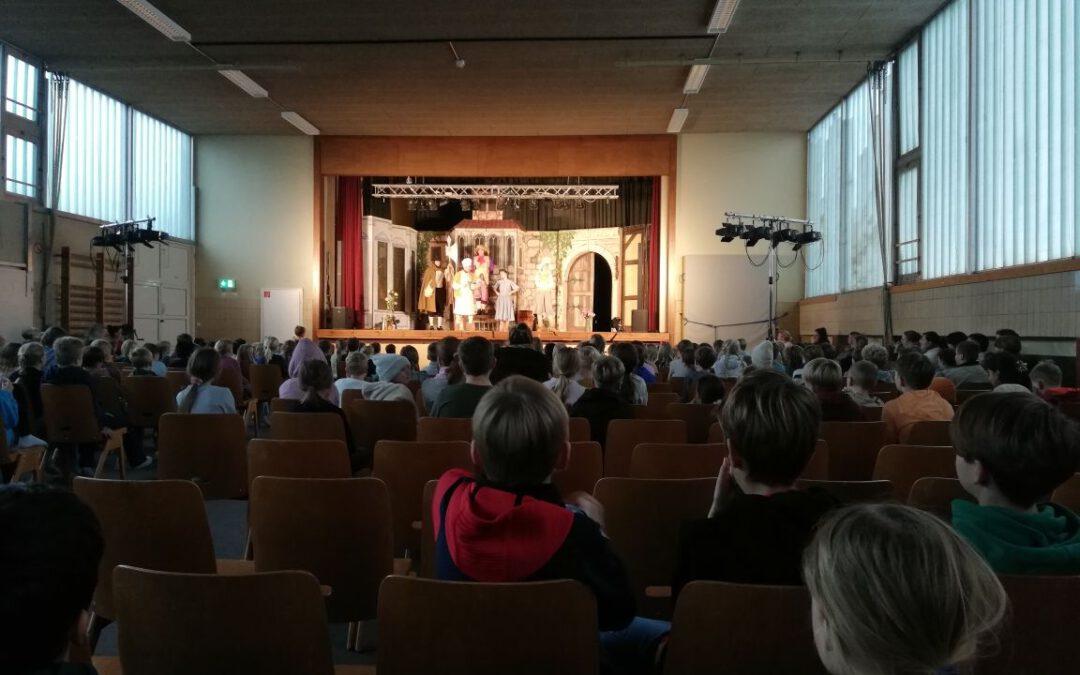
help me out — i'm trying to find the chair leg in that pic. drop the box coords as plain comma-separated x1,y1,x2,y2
346,621,358,651
96,434,127,479
86,611,111,654
11,447,45,483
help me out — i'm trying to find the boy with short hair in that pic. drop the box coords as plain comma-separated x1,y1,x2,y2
334,352,413,403
882,352,955,444
432,336,495,418
1027,359,1080,405
951,392,1080,574
844,359,884,407
0,484,105,674
421,336,460,410
942,339,990,388
433,376,666,670
674,370,838,592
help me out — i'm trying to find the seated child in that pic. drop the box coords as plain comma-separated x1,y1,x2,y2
1028,359,1080,405
695,374,725,407
545,345,586,407
129,347,157,377
432,337,494,418
802,358,862,421
569,356,635,447
804,503,1006,675
951,392,1080,574
296,359,360,468
673,370,839,593
433,376,667,672
882,352,954,444
334,352,413,403
942,340,990,388
844,360,884,407
176,348,237,414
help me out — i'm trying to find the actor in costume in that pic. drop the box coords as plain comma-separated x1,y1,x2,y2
453,258,478,330
419,258,448,330
473,244,492,305
493,268,519,332
534,256,557,328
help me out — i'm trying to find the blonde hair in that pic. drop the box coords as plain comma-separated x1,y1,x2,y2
577,345,600,387
803,357,844,391
803,503,1006,675
473,376,568,484
551,346,580,404
120,339,138,359
263,336,282,356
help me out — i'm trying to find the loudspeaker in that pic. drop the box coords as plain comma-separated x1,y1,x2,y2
331,307,355,329
631,309,649,332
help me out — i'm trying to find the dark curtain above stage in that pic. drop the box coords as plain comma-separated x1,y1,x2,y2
336,177,364,325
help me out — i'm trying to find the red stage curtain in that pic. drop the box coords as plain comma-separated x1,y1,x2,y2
647,176,661,331
337,176,364,326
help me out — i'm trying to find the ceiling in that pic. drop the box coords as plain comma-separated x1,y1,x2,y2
1,1,944,136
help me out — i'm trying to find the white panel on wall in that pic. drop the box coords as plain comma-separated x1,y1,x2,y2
161,246,189,286
134,246,160,283
682,255,772,346
260,288,303,342
133,285,158,316
134,316,159,343
160,287,187,317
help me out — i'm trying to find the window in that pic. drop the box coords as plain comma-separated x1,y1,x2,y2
896,40,921,278
132,110,193,239
4,134,37,197
5,54,38,121
2,50,43,201
806,108,842,297
898,42,919,155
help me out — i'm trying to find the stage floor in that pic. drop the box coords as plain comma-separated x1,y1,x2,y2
316,328,671,344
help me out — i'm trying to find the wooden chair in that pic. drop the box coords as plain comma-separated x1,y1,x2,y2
419,480,439,579
247,364,284,430
707,422,725,444
250,476,393,650
801,439,830,480
630,443,725,479
594,477,714,618
647,381,674,393
568,416,590,443
872,444,957,500
978,575,1080,675
552,441,603,495
0,418,45,483
665,403,718,443
213,366,245,410
668,376,687,400
112,566,369,675
604,419,687,477
907,477,975,519
665,581,826,675
860,405,883,421
164,370,190,398
343,399,417,468
412,386,427,416
378,576,598,675
956,387,991,405
247,439,352,492
635,391,679,419
1059,400,1080,422
157,413,247,499
41,384,127,479
270,397,298,413
417,416,472,443
371,440,472,558
795,479,895,503
1051,473,1080,512
270,411,348,443
719,378,738,395
123,375,176,430
73,478,252,646
903,419,953,446
819,421,886,481
94,376,127,421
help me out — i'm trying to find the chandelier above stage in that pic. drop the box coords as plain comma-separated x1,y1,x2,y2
371,181,619,212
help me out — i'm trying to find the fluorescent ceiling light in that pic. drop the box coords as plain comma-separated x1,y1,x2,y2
281,111,320,135
116,0,192,42
218,70,269,98
667,108,689,134
684,64,710,94
707,0,742,34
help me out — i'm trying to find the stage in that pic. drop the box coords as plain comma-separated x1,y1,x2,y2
316,328,671,344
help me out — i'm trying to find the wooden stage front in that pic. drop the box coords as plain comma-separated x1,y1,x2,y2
316,328,671,344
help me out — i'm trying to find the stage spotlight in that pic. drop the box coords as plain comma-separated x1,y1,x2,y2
460,199,472,210
424,198,438,210
512,199,521,209
496,196,507,209
790,229,822,251
715,221,745,243
770,228,795,248
527,200,538,211
574,199,586,210
407,199,418,212
745,225,771,247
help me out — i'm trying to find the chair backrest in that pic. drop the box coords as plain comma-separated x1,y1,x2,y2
372,440,472,557
1052,473,1080,512
343,399,418,467
800,439,830,480
269,411,347,443
340,387,363,409
248,364,283,401
568,416,590,443
872,444,957,500
94,376,127,420
123,375,176,428
1059,400,1080,422
647,381,674,393
641,392,679,418
707,421,725,444
605,419,688,477
377,576,599,675
978,575,1080,674
907,477,975,520
819,421,887,481
213,366,244,408
903,419,953,446
164,370,190,398
552,441,603,495
412,385,427,416
665,403,718,443
794,479,895,503
668,377,686,399
419,479,439,579
417,416,472,443
72,478,216,620
270,397,298,413
157,413,247,499
956,387,991,405
630,443,725,479
664,581,827,675
113,566,335,675
250,476,393,623
246,439,352,493
860,405,883,421
594,477,715,618
41,384,100,444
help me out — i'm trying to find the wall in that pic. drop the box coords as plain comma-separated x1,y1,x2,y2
195,135,314,341
674,133,808,341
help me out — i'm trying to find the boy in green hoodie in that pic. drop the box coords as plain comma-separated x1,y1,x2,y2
951,391,1080,574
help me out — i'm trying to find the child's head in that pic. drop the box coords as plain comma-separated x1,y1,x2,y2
345,351,368,379
385,344,397,354
694,344,717,371
678,342,696,366
553,345,579,379
426,341,438,363
895,352,935,391
847,360,878,392
952,392,1080,509
509,323,533,346
437,336,460,367
400,345,420,370
720,370,821,487
293,325,306,339
992,333,1022,356
499,269,507,279
81,346,106,371
187,347,221,383
860,343,889,370
17,341,44,370
803,503,1006,675
214,339,234,357
803,357,843,392
458,336,495,377
954,339,980,366
593,355,625,393
130,347,153,371
299,358,333,396
980,351,1025,387
1029,359,1063,395
53,336,84,368
697,374,724,405
0,485,104,672
471,376,569,485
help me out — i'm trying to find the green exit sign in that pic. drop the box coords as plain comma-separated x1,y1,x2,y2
218,278,236,291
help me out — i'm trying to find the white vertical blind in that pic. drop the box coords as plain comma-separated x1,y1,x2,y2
897,167,919,275
4,135,37,197
921,0,969,279
806,107,842,296
4,54,38,121
899,41,920,154
973,0,1079,270
132,111,193,240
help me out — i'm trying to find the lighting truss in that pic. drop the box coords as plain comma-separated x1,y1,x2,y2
371,183,619,202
